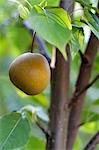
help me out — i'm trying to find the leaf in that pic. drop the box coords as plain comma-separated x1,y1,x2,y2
33,93,49,107
0,112,30,150
76,0,99,13
25,136,45,150
30,0,59,6
28,6,72,59
84,9,99,39
80,122,99,133
18,4,29,19
45,7,72,30
70,26,84,58
76,0,91,5
39,0,48,8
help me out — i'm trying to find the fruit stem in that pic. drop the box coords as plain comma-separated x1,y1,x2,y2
31,31,36,53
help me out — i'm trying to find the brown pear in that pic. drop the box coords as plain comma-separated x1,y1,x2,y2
9,53,50,95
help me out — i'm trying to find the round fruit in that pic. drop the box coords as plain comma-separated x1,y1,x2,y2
9,53,50,95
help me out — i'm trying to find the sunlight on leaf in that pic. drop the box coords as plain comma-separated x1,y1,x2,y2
18,4,29,19
80,121,99,133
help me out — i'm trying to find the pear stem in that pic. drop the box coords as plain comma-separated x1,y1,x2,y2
31,31,36,53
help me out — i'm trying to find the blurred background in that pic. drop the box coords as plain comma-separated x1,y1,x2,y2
0,0,99,149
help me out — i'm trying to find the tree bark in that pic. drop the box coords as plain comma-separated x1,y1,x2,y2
66,33,99,150
46,48,70,150
46,0,74,149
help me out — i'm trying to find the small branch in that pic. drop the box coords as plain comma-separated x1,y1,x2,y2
36,121,49,138
77,122,85,127
83,132,99,150
30,31,36,53
69,74,99,107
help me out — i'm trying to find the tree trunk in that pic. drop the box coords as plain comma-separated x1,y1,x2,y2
46,0,74,149
46,0,98,150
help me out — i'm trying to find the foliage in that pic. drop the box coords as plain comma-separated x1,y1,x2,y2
0,112,30,150
0,0,99,150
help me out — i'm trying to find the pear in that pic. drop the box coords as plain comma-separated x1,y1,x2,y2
9,53,50,95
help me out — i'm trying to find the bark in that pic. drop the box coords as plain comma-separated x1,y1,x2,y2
83,132,99,150
46,48,70,150
66,33,99,150
46,0,74,149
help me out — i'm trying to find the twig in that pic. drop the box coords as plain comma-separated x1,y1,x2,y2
77,122,85,127
30,31,36,53
36,121,49,138
69,74,99,107
83,132,99,150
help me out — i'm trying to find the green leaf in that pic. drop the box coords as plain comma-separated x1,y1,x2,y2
39,0,48,8
30,0,59,6
70,26,84,58
18,4,29,19
45,7,72,30
80,121,99,133
76,0,99,13
25,136,45,150
76,0,91,5
84,9,99,39
29,6,72,59
0,112,30,150
33,93,49,107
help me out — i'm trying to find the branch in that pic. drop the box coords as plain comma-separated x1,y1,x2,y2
66,32,99,150
83,132,99,150
78,50,89,64
46,0,74,149
36,121,49,138
69,74,99,107
22,20,51,63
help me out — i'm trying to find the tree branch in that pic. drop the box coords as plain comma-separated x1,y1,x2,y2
36,121,49,138
46,0,74,149
83,132,99,150
66,32,99,150
69,74,99,107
